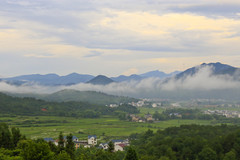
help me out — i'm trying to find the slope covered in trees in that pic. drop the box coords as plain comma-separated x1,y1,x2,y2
0,92,139,118
131,124,240,160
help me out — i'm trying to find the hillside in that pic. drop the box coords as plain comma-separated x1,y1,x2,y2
0,92,139,117
42,89,137,105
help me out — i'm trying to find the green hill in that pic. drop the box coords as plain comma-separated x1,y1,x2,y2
0,92,139,117
42,89,137,105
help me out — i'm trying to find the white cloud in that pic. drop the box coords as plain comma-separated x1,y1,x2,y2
0,0,240,77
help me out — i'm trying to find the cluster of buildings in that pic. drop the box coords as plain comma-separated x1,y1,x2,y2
129,114,154,123
44,135,129,151
204,110,240,118
44,135,97,149
99,139,129,152
108,99,153,108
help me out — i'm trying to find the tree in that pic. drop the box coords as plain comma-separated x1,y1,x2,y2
48,141,58,154
198,147,217,160
223,149,236,160
56,150,71,160
0,123,12,149
124,146,138,160
11,127,21,148
66,133,75,159
159,156,170,160
58,132,65,153
108,141,114,153
19,140,55,160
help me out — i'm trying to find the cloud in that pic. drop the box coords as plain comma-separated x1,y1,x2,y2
0,0,240,77
171,4,240,18
84,51,103,58
122,68,139,76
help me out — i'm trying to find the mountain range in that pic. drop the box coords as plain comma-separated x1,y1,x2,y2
2,70,180,86
175,62,240,80
1,62,240,86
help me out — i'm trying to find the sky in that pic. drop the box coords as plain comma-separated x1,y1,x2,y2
1,0,240,77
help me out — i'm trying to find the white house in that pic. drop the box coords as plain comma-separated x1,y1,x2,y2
88,135,97,145
111,139,129,151
115,144,126,151
99,143,109,150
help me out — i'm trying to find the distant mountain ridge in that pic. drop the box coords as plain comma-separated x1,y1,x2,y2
3,73,94,86
2,62,239,86
2,70,180,86
87,75,114,85
111,74,143,82
140,70,180,78
175,62,240,79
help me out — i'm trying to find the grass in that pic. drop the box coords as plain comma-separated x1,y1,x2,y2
0,114,212,140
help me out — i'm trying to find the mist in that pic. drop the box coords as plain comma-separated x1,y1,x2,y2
1,66,240,100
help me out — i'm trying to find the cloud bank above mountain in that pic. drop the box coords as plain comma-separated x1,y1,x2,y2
1,66,240,100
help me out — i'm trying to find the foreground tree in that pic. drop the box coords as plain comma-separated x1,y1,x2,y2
11,127,22,148
58,132,65,153
0,123,12,149
66,133,75,159
124,146,138,160
108,141,114,153
198,147,217,160
223,149,236,160
57,150,71,160
18,140,55,160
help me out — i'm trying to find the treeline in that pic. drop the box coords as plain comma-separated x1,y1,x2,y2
0,123,138,160
131,124,240,160
0,92,139,118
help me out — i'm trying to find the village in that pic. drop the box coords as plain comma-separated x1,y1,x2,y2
204,109,240,118
43,135,130,152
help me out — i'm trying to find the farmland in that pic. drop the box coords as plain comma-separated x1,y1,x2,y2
0,113,212,140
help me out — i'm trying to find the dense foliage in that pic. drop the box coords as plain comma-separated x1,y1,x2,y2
0,123,130,160
131,124,240,160
0,92,139,118
3,122,240,159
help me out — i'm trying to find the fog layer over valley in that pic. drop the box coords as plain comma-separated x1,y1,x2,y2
1,65,240,101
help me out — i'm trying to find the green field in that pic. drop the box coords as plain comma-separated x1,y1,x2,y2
0,114,212,140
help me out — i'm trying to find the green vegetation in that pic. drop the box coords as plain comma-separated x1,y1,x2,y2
0,123,129,160
0,92,138,118
10,89,138,105
131,125,240,160
0,115,211,139
2,122,240,160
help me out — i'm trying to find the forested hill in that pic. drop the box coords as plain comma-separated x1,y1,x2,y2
0,92,139,117
8,89,138,105
131,124,240,160
42,89,137,105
